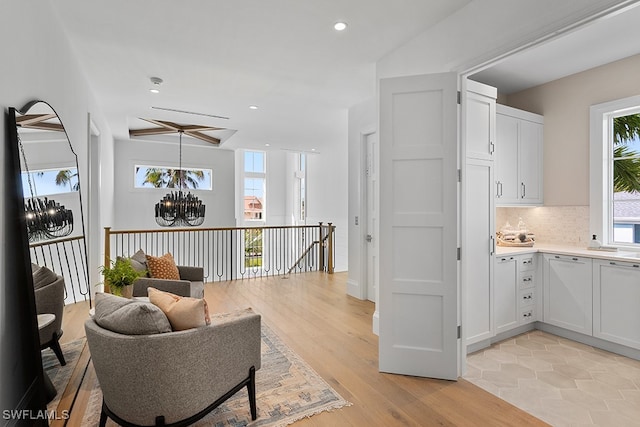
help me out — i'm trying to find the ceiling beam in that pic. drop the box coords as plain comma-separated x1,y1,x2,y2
129,118,226,146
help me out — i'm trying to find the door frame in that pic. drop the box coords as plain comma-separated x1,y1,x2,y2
359,128,380,331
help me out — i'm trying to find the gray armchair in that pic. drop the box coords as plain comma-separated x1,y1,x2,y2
85,308,261,427
34,272,66,365
132,265,204,298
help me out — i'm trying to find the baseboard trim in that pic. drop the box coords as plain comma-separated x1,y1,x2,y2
467,323,536,354
466,322,640,361
346,279,362,300
536,322,640,361
372,310,379,336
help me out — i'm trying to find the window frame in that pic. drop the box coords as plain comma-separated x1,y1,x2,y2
590,94,640,248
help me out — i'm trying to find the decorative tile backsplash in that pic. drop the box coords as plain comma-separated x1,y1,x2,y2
496,206,590,246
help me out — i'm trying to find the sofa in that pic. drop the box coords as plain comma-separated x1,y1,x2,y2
122,249,205,298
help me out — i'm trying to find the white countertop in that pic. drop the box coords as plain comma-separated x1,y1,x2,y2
496,243,640,263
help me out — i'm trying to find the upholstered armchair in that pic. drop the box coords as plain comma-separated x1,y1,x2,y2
85,297,261,427
32,265,66,365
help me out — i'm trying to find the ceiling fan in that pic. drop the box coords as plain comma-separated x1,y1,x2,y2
129,118,226,145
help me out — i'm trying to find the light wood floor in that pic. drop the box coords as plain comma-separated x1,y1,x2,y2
55,272,549,426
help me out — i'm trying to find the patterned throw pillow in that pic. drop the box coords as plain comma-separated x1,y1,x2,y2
145,253,180,280
148,287,210,331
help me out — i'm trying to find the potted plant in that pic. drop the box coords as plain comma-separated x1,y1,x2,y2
99,258,146,298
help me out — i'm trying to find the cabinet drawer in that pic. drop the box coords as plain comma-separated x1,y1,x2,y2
519,290,535,307
520,256,535,271
519,273,534,289
521,308,535,324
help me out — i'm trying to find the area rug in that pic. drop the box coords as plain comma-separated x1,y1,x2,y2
82,324,351,426
42,338,86,412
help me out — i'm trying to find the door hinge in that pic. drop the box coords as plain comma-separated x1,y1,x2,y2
457,247,461,260
457,325,462,339
457,91,461,105
457,169,461,182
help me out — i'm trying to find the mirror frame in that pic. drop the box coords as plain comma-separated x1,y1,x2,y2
16,100,91,305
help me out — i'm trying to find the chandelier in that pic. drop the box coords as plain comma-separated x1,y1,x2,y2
155,131,206,227
18,132,74,242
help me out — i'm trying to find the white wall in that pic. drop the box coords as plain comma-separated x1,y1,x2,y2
235,143,349,272
303,120,349,272
506,53,640,207
0,1,113,301
113,138,236,229
265,151,288,226
347,97,376,299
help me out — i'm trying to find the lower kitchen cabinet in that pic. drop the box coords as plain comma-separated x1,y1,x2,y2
543,254,592,335
593,259,640,350
494,255,518,334
494,253,537,335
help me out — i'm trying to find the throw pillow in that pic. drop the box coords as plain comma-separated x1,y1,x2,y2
130,249,149,276
93,292,172,335
146,253,180,280
32,264,59,290
148,287,210,331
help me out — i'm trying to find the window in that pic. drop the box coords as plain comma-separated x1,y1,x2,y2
243,150,266,268
134,165,212,190
21,167,79,197
297,153,307,222
590,96,640,247
243,151,265,221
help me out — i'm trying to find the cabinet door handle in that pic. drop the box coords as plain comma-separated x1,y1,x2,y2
490,236,496,255
490,141,495,154
521,182,526,198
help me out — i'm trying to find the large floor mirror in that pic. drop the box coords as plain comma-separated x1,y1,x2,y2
15,100,91,307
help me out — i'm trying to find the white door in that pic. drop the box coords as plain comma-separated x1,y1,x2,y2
379,72,459,380
365,133,379,303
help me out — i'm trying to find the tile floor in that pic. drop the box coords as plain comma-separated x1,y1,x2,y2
465,331,640,426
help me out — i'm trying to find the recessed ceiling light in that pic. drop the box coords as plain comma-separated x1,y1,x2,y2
334,22,347,31
149,76,163,93
249,105,258,110
311,148,316,151
265,143,270,147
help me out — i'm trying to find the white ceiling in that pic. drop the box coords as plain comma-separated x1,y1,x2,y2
50,1,640,151
471,2,640,95
51,0,471,150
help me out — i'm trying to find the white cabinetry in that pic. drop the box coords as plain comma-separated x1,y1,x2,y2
463,80,496,345
593,259,640,350
494,254,537,335
495,105,543,205
518,256,537,325
465,81,496,161
494,256,517,334
543,254,592,335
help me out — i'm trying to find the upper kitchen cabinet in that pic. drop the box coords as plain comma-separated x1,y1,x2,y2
495,104,543,206
464,80,496,161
